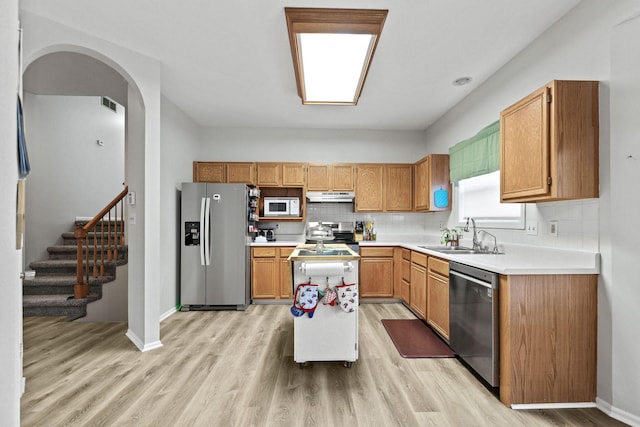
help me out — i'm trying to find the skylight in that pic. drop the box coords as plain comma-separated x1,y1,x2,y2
285,8,388,106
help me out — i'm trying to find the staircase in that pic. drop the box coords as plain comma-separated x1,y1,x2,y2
22,220,128,320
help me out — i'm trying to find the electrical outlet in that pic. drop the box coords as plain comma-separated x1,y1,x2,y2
549,221,558,237
526,220,538,235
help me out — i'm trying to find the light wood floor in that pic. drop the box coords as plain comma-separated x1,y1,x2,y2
22,304,625,427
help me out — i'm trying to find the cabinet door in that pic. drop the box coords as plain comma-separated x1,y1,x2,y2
360,258,394,297
279,248,294,299
410,263,427,319
193,162,225,183
251,257,277,299
414,157,429,211
332,164,355,191
227,162,255,184
283,163,307,187
257,163,282,186
427,271,449,340
429,155,451,211
307,164,331,191
500,86,550,201
385,164,413,211
355,164,384,211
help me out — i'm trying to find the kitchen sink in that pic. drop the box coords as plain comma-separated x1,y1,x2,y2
419,245,504,255
297,249,352,256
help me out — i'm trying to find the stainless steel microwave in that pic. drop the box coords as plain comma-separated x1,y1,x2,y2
263,197,300,217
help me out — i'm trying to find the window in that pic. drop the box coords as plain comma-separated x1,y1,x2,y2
454,171,524,229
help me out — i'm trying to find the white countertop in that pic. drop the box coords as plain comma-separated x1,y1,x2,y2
251,239,600,275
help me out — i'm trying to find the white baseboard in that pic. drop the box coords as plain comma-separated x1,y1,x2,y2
511,402,596,410
159,306,177,322
597,397,640,427
21,377,25,396
125,329,163,353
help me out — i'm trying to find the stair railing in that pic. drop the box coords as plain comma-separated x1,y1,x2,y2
73,186,128,299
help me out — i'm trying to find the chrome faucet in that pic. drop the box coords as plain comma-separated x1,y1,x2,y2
478,230,500,254
464,217,480,251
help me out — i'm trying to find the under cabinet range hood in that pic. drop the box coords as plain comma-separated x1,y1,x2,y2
306,191,355,203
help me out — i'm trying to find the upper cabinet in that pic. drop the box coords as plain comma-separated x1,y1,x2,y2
193,162,226,183
257,162,306,187
355,164,413,212
385,164,413,211
193,162,256,184
227,162,256,184
307,163,355,191
355,164,385,211
414,154,451,212
500,80,599,202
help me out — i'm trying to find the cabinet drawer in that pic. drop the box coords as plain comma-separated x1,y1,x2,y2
279,247,294,258
411,251,428,267
360,247,395,258
428,256,449,276
401,248,411,261
252,247,277,258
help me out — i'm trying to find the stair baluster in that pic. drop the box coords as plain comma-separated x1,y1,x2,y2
74,186,128,299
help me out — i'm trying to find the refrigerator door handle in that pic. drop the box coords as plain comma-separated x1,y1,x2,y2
204,197,212,266
199,197,206,266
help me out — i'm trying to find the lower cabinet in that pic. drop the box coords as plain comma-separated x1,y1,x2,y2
251,246,294,300
427,256,449,341
409,251,427,319
359,247,395,297
400,248,411,304
499,274,597,406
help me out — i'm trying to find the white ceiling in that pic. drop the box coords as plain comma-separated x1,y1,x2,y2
20,0,580,131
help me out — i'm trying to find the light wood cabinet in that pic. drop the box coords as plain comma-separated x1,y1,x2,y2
251,247,278,299
283,163,307,187
414,154,451,212
257,162,306,187
193,162,225,183
500,80,599,202
251,246,295,300
409,251,428,319
427,256,449,341
257,163,282,187
307,163,355,191
279,248,294,299
359,247,394,297
193,162,257,184
227,162,256,184
355,163,414,212
385,164,413,211
400,248,411,304
499,274,597,406
355,164,384,212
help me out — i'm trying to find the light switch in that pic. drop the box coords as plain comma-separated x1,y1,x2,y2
526,220,538,235
128,213,136,225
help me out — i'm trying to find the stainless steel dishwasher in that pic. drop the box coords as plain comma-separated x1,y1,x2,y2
449,261,499,387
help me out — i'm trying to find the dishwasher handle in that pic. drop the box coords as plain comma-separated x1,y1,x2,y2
450,269,494,289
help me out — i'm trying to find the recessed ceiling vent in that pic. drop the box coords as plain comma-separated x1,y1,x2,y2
101,96,117,112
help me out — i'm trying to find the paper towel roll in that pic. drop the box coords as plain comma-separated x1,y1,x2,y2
300,262,346,276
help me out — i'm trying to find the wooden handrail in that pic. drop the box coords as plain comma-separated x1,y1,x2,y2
74,186,128,299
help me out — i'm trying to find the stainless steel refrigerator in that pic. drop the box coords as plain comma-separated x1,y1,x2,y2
180,182,250,310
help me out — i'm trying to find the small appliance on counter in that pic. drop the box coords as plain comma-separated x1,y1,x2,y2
354,221,364,242
257,228,276,242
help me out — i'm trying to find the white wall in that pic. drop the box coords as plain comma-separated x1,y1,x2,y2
422,0,640,424
1,0,23,424
159,96,201,316
200,127,427,163
22,10,163,351
22,93,125,265
609,13,640,424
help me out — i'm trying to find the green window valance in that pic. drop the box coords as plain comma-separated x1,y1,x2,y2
448,120,500,183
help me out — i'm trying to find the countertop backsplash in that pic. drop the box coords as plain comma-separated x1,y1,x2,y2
260,199,600,253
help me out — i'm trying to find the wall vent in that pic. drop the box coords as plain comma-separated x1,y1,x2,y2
101,96,117,112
